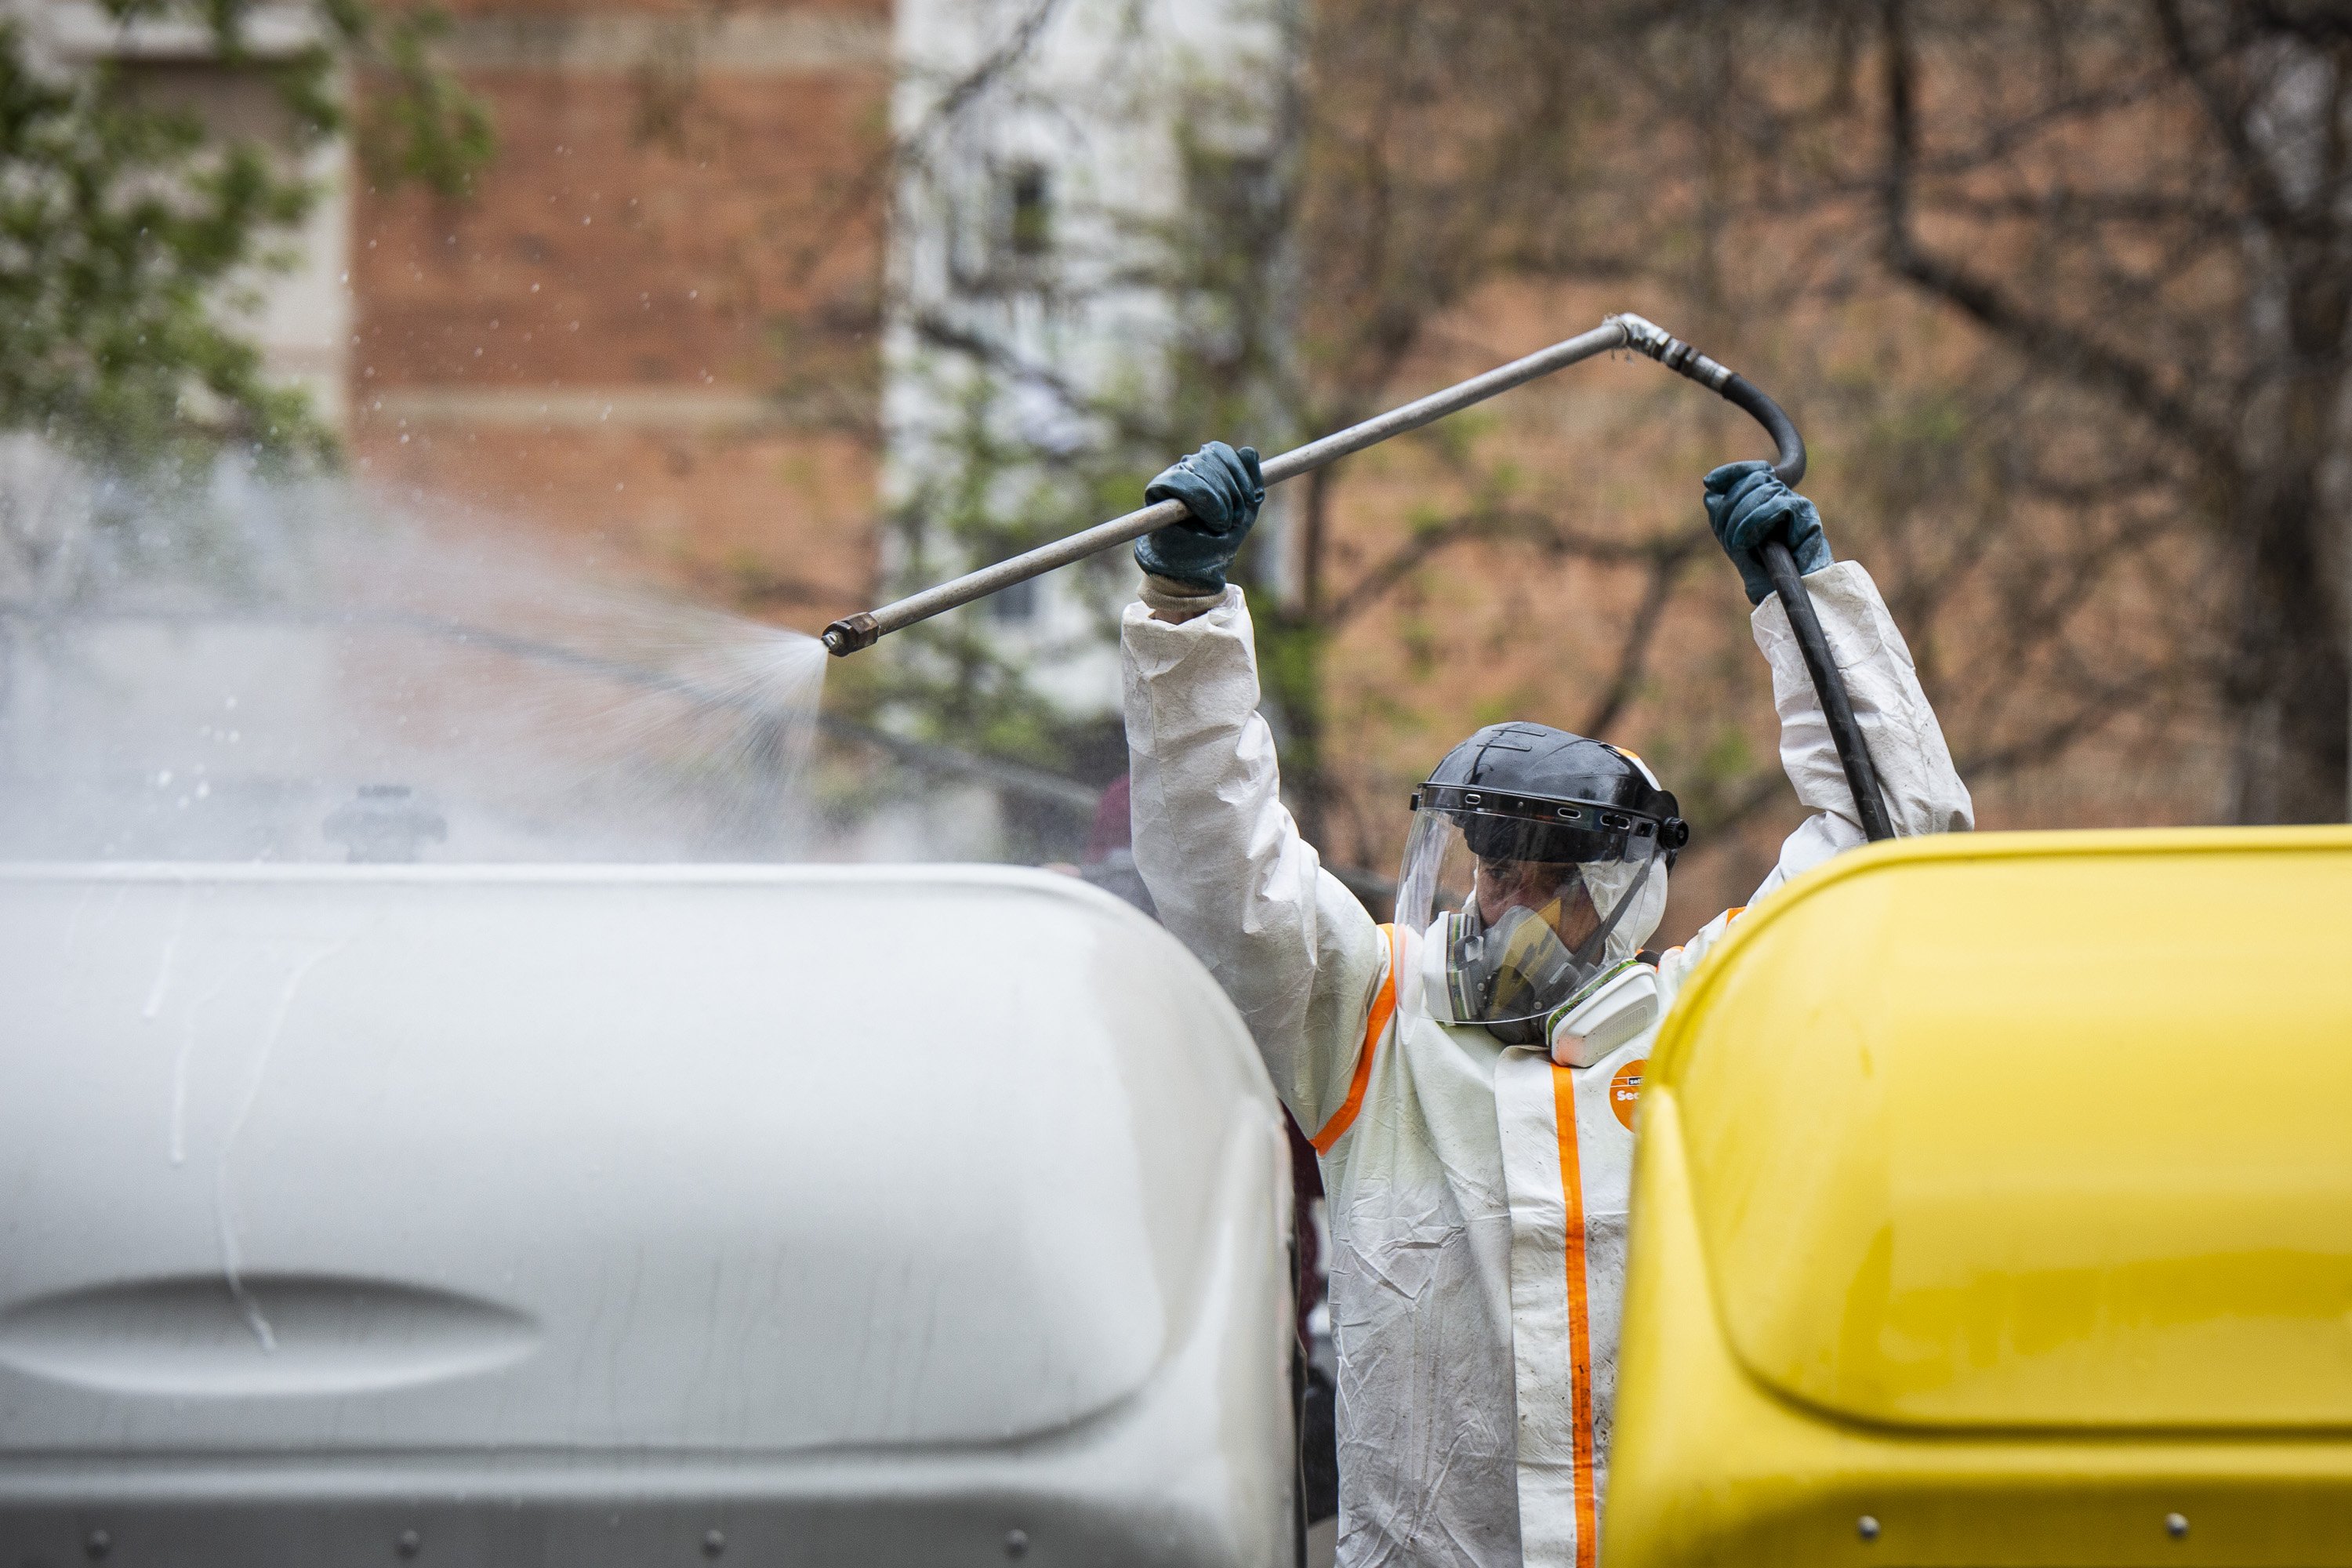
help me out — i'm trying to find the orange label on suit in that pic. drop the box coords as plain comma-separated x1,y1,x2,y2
1609,1058,1646,1131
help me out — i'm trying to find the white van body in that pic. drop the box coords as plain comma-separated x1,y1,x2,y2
0,864,1296,1565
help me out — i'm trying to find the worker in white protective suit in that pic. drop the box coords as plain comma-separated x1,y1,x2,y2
1120,443,1973,1568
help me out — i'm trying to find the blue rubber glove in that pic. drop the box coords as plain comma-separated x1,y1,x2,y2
1703,459,1833,606
1135,441,1265,592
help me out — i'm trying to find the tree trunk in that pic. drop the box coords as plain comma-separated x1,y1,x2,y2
2223,464,2350,822
2226,243,2352,825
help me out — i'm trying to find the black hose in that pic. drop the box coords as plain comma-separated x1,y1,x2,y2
1617,320,1897,843
1715,371,1808,487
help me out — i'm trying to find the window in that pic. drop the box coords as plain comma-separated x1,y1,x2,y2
35,6,352,426
1003,162,1051,260
989,574,1040,623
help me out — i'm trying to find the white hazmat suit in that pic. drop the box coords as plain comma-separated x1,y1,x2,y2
1123,561,1973,1568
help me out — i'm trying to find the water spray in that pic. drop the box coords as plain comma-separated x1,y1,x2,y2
826,313,1896,842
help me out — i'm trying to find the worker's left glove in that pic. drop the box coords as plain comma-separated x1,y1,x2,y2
1136,441,1265,592
1703,459,1833,606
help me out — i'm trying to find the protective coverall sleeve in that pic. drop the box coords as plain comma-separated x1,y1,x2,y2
1747,559,1973,900
1122,590,1388,1134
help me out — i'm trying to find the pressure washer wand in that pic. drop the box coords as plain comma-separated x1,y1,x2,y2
822,312,1896,842
820,320,1632,657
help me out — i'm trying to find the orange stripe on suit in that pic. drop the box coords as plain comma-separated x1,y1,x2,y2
1553,1064,1600,1568
1310,924,1399,1155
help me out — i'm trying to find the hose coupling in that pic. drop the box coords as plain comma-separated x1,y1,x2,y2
821,613,880,657
1610,313,1734,393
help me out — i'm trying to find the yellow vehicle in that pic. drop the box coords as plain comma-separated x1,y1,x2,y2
1607,826,2352,1568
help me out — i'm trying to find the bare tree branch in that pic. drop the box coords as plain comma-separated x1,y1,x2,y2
2150,0,2303,231
1579,539,1705,736
1878,0,2231,462
1322,509,1701,630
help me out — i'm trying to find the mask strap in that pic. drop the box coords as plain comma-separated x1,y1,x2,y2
1567,855,1657,973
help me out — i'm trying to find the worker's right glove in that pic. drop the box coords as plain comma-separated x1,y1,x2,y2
1703,459,1833,606
1136,441,1265,592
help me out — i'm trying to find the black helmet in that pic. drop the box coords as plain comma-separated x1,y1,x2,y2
1411,722,1689,867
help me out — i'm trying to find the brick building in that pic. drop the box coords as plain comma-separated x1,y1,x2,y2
352,0,894,630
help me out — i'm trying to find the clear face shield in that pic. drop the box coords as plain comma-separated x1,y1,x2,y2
1397,788,1668,1047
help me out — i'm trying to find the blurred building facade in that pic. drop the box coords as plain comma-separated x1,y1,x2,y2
338,0,1294,858
350,0,894,630
344,0,1276,716
8,0,901,626
884,0,1291,713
